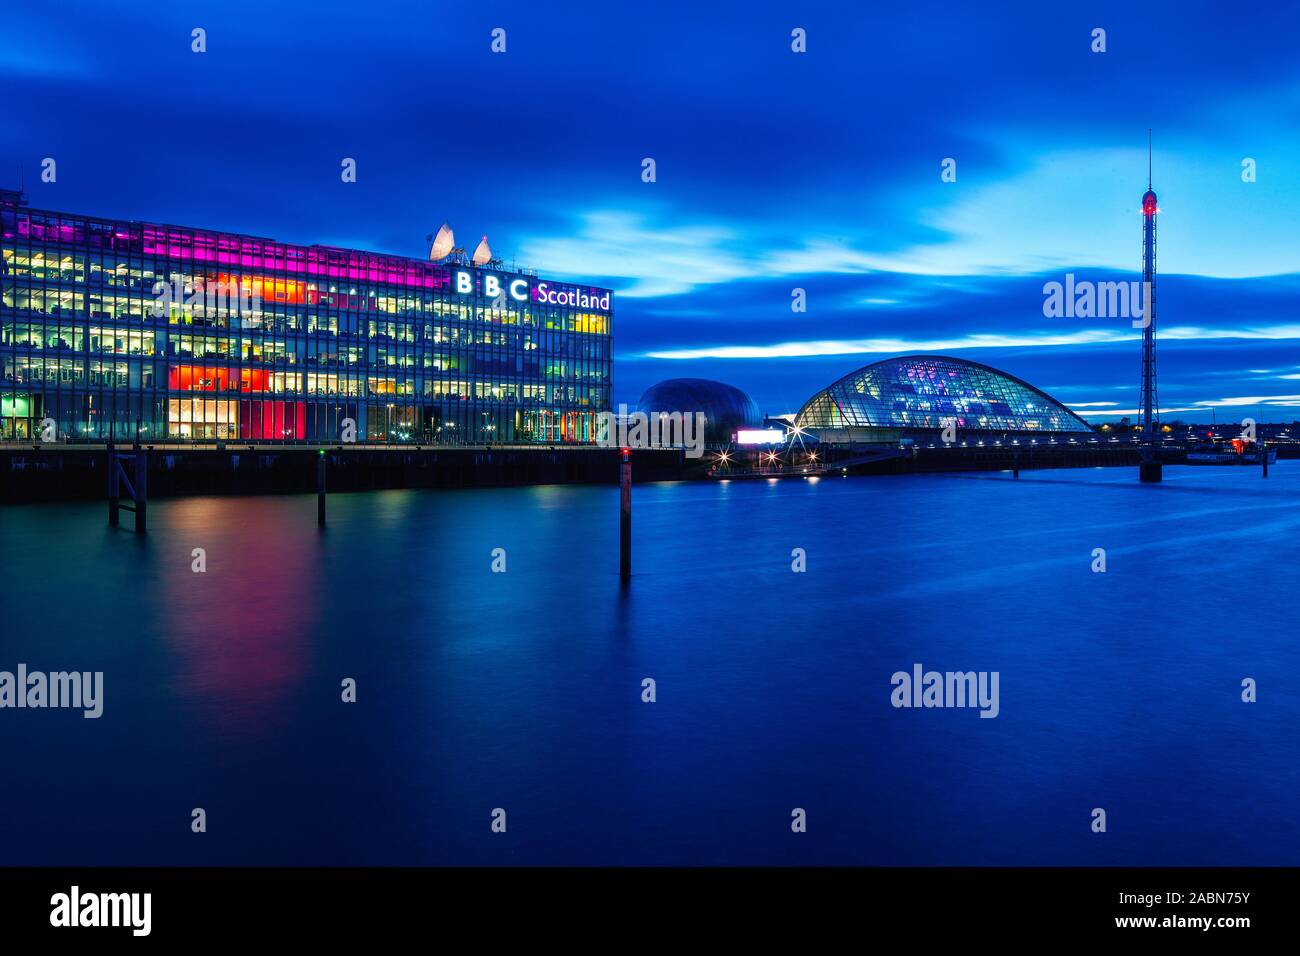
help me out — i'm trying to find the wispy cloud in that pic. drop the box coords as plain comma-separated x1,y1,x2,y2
646,329,1124,360
644,324,1300,360
1083,392,1300,419
515,211,753,296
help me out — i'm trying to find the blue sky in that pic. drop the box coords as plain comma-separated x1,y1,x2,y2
3,0,1298,421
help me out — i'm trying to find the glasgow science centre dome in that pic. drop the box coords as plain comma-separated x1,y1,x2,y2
793,355,1092,437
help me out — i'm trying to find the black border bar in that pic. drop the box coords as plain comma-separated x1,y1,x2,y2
0,867,1284,941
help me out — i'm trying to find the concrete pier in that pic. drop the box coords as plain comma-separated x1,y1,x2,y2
0,444,685,504
1139,441,1163,483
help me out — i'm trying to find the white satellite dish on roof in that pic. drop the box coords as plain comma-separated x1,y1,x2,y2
428,222,454,261
472,235,493,266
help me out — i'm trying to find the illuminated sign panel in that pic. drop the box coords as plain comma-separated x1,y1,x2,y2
736,428,786,445
533,281,610,312
453,269,530,302
451,270,612,312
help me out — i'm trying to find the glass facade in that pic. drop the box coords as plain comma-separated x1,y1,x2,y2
0,190,612,444
795,355,1092,434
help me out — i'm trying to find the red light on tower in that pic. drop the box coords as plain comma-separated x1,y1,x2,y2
1142,189,1158,217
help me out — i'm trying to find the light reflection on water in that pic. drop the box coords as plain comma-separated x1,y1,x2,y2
2,463,1297,865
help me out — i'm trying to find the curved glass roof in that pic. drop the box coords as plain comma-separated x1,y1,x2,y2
794,355,1092,433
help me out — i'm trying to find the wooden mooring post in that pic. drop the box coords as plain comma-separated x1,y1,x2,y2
107,439,148,532
317,450,327,526
107,441,119,527
620,448,631,582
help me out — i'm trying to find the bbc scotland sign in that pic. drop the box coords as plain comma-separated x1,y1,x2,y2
453,269,610,312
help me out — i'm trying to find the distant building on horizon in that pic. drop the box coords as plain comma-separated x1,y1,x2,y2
0,189,612,444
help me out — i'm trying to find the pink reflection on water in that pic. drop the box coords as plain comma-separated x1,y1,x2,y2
155,498,321,734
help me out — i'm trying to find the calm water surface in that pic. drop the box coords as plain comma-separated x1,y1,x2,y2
2,463,1297,865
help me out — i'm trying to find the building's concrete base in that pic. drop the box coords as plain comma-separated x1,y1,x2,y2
0,445,686,503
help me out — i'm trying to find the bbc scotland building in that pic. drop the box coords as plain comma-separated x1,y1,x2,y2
0,189,612,444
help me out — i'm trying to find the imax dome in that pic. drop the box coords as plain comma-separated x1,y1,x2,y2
637,378,762,445
795,355,1091,434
